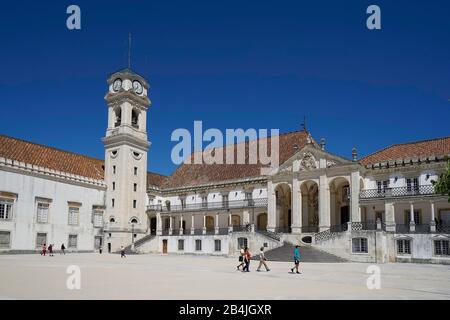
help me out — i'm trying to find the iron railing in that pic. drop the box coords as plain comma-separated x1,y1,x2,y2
147,198,268,213
360,185,435,200
301,226,319,233
437,225,450,233
233,225,251,232
275,226,292,234
352,221,377,231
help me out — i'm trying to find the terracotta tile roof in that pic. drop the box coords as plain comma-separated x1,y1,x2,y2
162,130,312,189
0,135,167,187
147,172,168,188
360,136,450,166
0,135,105,180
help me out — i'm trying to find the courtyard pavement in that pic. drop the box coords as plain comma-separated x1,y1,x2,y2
0,253,449,299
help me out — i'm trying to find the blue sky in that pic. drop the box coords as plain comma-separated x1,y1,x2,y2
0,0,449,176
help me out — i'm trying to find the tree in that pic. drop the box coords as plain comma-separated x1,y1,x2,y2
432,159,450,202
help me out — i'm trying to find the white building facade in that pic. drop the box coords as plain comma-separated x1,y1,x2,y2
1,67,449,264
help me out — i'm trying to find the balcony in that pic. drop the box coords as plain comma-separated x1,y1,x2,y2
147,198,268,213
359,185,435,200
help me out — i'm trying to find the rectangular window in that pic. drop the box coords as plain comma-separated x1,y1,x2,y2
352,238,368,253
434,240,450,256
222,194,229,208
201,195,208,208
134,183,137,192
376,180,389,193
36,233,47,248
238,237,248,249
37,202,49,224
406,178,419,192
397,239,411,254
0,231,11,248
68,207,79,225
178,239,184,251
214,239,221,252
0,199,13,220
94,236,102,249
133,200,137,209
113,165,116,174
68,235,78,249
195,239,202,251
134,167,138,175
112,199,115,208
93,212,103,227
112,182,115,190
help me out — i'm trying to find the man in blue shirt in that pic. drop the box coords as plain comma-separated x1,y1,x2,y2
290,245,301,274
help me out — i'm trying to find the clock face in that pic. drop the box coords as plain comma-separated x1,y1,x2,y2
113,78,122,92
133,80,143,94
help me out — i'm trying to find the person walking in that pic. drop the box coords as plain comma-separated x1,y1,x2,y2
120,246,126,258
60,243,65,255
236,246,245,270
290,245,301,274
41,243,46,256
256,247,270,272
48,244,54,257
242,247,252,272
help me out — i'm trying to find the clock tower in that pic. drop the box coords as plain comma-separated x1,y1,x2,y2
102,68,151,252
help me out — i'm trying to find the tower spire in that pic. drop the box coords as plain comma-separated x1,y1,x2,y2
128,33,132,69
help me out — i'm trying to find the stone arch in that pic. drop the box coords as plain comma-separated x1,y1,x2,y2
131,108,140,129
114,107,122,127
300,180,319,231
274,183,292,232
257,212,268,231
329,177,351,225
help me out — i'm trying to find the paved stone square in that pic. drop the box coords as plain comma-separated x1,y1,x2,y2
0,253,449,299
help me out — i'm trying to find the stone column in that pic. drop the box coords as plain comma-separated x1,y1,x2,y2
291,178,302,234
430,201,436,232
409,202,415,232
191,215,195,235
215,212,219,235
267,180,276,232
156,212,162,236
384,201,396,232
243,210,250,225
180,215,184,235
319,175,331,232
202,214,206,235
169,215,173,235
350,171,361,222
228,213,233,233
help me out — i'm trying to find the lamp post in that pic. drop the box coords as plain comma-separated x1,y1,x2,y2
131,223,135,252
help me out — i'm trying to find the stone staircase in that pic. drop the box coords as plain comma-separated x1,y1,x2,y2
254,244,347,263
122,234,156,254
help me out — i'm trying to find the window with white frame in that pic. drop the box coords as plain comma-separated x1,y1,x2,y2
434,239,449,256
352,238,368,253
178,239,184,251
0,231,11,248
68,235,78,249
201,195,208,208
0,199,13,220
37,202,49,223
406,178,419,192
214,239,221,252
195,239,202,251
397,239,411,255
93,211,103,227
222,194,229,208
376,180,389,193
238,237,248,248
36,233,47,248
68,207,79,225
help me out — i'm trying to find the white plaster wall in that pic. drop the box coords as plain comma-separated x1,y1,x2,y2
0,169,105,252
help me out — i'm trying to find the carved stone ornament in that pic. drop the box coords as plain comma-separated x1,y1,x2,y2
299,152,317,171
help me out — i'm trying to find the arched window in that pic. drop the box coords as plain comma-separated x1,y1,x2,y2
131,109,139,129
114,108,121,127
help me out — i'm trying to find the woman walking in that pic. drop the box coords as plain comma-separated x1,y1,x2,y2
41,243,46,256
236,246,245,270
242,247,252,272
